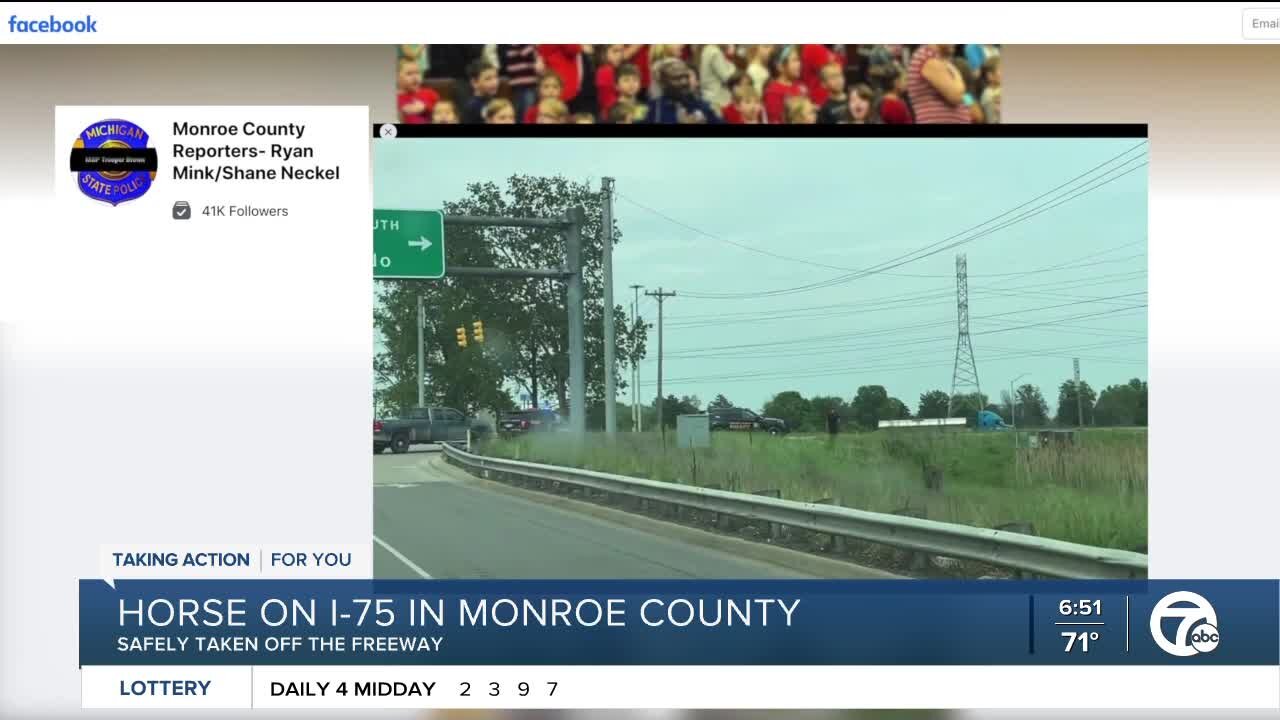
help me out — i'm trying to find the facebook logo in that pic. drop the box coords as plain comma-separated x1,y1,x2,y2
8,15,98,33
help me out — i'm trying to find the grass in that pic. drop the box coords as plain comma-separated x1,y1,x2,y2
478,428,1147,552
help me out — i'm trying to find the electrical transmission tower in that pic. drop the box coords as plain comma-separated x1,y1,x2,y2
948,253,982,417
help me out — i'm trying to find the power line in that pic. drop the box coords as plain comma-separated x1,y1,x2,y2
672,145,1148,300
681,158,1148,300
642,337,1146,387
663,308,1149,364
619,142,1148,282
662,268,1147,330
656,293,1146,357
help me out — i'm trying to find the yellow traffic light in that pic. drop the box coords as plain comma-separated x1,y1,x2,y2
455,326,468,348
472,320,485,344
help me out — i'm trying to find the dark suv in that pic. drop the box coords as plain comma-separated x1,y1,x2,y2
708,407,789,435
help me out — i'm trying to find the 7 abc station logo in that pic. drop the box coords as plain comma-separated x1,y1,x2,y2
1149,591,1220,657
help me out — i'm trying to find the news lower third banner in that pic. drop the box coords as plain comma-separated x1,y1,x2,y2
81,579,1278,666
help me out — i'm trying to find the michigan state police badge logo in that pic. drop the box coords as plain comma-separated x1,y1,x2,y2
71,119,156,206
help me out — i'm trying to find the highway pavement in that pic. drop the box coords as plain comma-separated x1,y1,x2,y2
372,450,817,579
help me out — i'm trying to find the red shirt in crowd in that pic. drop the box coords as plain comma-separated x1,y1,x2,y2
878,95,913,124
537,44,583,102
907,45,971,124
721,103,767,124
633,45,652,91
763,79,806,125
522,105,539,124
800,44,836,106
397,87,440,124
596,64,617,116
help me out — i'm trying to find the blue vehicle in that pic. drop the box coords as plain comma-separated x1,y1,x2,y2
976,410,1009,430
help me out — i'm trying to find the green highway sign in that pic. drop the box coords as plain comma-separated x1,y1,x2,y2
374,209,445,279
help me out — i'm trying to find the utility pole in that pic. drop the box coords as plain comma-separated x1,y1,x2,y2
1010,373,1028,485
565,207,587,437
416,295,425,408
1073,357,1084,427
630,283,644,432
948,254,982,418
644,288,676,442
601,177,617,437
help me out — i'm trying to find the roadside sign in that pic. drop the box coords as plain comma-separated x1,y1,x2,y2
677,414,711,449
374,209,445,279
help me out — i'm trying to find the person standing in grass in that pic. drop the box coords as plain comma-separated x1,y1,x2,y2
826,407,841,447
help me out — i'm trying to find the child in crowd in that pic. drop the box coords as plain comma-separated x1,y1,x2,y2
609,102,637,124
699,44,737,110
979,56,1002,124
464,58,502,124
573,113,596,124
607,64,644,121
817,62,848,124
763,46,807,125
536,44,584,107
784,96,817,125
431,100,460,124
535,98,569,124
483,98,516,124
399,45,427,74
800,44,839,105
720,73,760,123
723,85,764,124
523,72,564,124
746,45,774,95
845,83,875,123
396,56,439,124
870,63,912,124
595,44,626,119
498,44,541,120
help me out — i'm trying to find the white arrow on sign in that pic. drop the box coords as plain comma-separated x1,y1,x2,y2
408,236,432,251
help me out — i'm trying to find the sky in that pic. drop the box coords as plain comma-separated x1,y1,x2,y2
374,136,1147,415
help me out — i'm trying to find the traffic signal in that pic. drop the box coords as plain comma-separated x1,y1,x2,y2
472,320,485,344
455,326,467,348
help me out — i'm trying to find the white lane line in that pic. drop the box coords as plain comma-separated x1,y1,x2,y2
372,534,433,579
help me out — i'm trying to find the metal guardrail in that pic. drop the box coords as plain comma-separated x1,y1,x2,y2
442,444,1148,580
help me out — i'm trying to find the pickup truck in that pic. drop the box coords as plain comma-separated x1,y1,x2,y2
373,407,488,454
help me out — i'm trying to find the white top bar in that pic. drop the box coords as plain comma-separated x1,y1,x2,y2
1,3,1277,44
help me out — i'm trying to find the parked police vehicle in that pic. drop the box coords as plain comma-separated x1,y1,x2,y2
707,407,789,435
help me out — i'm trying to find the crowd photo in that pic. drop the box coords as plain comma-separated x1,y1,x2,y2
396,44,1002,126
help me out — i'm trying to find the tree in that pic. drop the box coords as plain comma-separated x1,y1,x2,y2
656,394,701,428
1055,379,1097,426
1094,378,1147,427
588,400,637,430
847,385,887,430
882,397,911,421
373,175,649,424
763,391,812,431
997,390,1014,424
708,394,735,410
949,392,988,421
1013,383,1049,427
808,395,849,431
917,390,950,419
